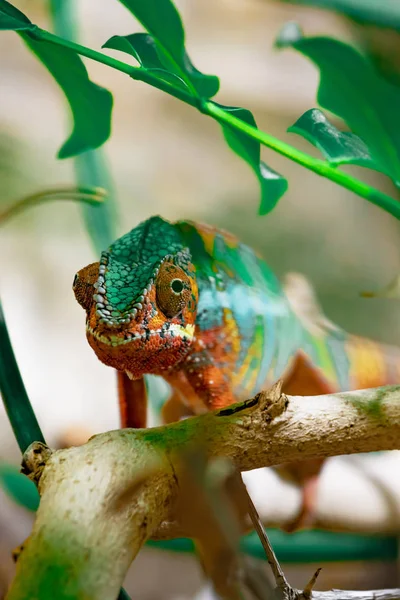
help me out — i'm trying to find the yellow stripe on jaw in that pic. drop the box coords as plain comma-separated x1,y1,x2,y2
86,325,129,346
87,322,196,347
170,323,195,340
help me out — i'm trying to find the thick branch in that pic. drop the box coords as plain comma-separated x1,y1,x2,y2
310,592,400,600
196,583,400,600
204,384,400,471
7,384,400,600
196,582,400,600
8,434,175,600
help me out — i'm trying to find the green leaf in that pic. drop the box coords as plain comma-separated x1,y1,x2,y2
0,463,39,512
103,33,158,67
0,299,46,454
0,0,34,31
74,150,117,253
2,0,113,159
119,0,184,64
289,108,378,169
103,33,188,91
49,0,118,254
21,34,113,159
277,23,400,187
216,103,288,215
280,0,400,31
118,588,133,600
116,0,219,97
182,50,220,99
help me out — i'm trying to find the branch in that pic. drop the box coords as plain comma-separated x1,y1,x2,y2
195,579,400,600
7,383,400,600
310,592,400,600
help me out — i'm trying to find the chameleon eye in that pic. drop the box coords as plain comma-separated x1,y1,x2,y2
156,263,191,318
73,262,100,312
171,279,184,294
73,274,93,311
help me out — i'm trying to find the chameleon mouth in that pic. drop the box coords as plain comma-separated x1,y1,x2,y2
86,322,195,348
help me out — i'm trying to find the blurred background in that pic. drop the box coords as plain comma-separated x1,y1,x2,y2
1,0,400,597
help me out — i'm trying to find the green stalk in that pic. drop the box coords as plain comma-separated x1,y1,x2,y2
0,186,106,225
0,299,46,453
34,27,199,109
31,26,400,219
48,1,117,255
205,102,400,220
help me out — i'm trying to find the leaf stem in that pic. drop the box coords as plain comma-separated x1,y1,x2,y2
31,27,400,220
0,300,46,453
48,0,119,254
204,101,400,219
0,186,106,225
33,27,200,109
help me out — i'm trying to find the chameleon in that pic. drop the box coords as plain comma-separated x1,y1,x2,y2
73,215,400,530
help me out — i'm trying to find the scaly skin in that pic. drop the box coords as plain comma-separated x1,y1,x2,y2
74,215,400,530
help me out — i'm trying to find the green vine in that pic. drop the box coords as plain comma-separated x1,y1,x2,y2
29,25,400,220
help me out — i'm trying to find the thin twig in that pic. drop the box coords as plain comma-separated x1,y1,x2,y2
245,487,291,594
303,569,322,599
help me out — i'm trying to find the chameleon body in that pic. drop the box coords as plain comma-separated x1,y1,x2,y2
74,216,400,528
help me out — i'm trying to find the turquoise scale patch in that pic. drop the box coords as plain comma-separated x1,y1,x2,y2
103,216,186,314
325,330,351,390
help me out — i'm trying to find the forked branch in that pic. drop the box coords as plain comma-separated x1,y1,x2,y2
6,383,400,600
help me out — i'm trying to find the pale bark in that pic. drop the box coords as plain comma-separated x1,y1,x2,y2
7,384,400,600
310,591,400,600
195,583,400,600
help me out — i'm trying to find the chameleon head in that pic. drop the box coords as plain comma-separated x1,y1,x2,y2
73,216,198,378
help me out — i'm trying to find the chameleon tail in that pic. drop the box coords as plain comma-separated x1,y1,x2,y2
280,273,400,531
283,272,400,391
279,333,400,532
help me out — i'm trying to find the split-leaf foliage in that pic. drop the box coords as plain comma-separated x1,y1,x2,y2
0,1,113,160
278,23,400,187
0,463,40,512
1,0,400,217
49,0,118,255
281,0,400,31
